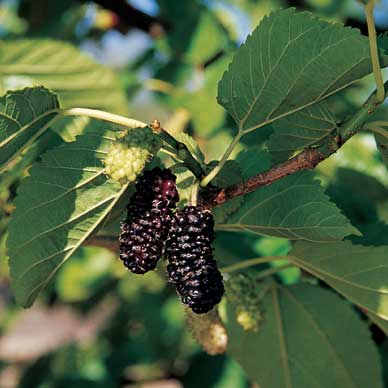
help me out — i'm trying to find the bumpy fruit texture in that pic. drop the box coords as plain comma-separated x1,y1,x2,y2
185,308,228,355
166,206,224,314
225,274,263,332
119,168,179,274
105,127,161,184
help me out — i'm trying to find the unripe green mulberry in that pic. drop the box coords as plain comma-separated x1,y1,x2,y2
225,273,263,332
185,308,228,355
104,127,161,184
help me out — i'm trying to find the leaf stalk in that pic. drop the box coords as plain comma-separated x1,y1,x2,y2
364,0,385,103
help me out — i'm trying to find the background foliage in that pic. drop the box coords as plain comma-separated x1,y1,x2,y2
0,0,388,387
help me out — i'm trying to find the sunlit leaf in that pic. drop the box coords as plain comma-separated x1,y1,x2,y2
0,86,60,173
218,8,388,134
0,39,128,114
7,127,128,307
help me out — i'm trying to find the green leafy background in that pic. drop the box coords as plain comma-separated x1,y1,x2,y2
1,1,388,387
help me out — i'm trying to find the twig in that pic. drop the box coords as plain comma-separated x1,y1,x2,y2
203,84,387,207
209,147,325,206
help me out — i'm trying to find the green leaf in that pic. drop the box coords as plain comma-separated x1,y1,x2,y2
290,241,388,320
378,32,388,54
224,280,383,388
7,128,127,307
235,150,272,179
0,86,60,173
217,8,388,134
268,102,337,162
173,166,196,208
216,171,359,242
0,39,128,114
167,130,206,165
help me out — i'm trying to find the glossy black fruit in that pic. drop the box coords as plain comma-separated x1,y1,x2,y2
166,206,224,314
119,168,179,274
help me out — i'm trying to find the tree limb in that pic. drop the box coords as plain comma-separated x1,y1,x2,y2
202,84,387,208
209,147,325,206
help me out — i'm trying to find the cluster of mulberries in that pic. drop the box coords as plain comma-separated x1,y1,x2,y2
119,168,179,274
166,206,224,314
105,127,161,184
119,167,224,314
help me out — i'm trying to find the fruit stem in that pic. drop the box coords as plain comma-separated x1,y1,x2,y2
364,0,385,103
190,180,200,206
221,256,291,273
255,264,293,280
200,132,242,188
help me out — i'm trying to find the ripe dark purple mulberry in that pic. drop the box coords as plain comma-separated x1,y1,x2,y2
166,206,224,314
119,168,179,274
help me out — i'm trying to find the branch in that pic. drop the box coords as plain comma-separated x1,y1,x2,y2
209,147,325,206
203,83,387,208
83,0,169,36
151,120,206,180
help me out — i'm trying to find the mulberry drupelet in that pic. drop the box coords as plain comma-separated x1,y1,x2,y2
119,168,179,274
166,205,224,314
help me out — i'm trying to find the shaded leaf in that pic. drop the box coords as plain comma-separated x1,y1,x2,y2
7,128,128,307
167,129,206,165
217,171,359,242
268,102,337,162
235,150,272,179
290,241,388,320
0,39,128,114
224,280,383,388
0,86,60,173
218,8,388,134
173,166,196,208
378,32,388,54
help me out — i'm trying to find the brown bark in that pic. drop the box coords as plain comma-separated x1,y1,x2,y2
205,147,325,207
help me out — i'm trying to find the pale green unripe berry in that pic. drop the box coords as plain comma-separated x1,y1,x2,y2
185,308,228,355
104,127,161,184
226,274,263,332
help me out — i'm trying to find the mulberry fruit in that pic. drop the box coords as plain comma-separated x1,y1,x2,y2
186,308,228,355
119,168,179,274
225,273,263,332
166,206,224,314
105,127,161,184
